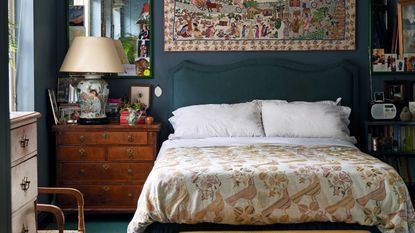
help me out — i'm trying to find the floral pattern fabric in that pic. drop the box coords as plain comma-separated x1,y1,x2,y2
127,144,415,233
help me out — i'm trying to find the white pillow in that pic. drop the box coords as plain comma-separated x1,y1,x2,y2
169,102,264,139
292,97,342,106
261,101,356,143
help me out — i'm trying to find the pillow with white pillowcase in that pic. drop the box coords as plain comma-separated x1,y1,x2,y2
261,101,356,143
169,101,264,139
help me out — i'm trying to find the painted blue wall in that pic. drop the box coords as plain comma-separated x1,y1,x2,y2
102,0,372,140
35,0,58,188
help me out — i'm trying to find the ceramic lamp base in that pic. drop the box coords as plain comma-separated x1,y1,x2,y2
77,74,109,123
78,117,109,125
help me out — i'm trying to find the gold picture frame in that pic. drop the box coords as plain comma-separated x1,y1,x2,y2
398,0,415,58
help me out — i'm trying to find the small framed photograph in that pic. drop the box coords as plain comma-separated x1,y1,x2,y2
403,53,415,72
57,77,82,103
48,89,59,125
68,5,84,26
384,54,397,72
397,59,405,72
130,85,151,109
372,48,387,72
59,104,81,124
374,92,385,102
384,80,406,102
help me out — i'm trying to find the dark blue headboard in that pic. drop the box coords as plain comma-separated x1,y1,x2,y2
169,59,359,134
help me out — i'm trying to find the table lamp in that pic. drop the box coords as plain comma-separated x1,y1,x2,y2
60,37,124,124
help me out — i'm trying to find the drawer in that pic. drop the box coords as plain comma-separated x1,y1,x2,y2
57,185,142,208
12,199,36,233
107,132,148,145
57,131,148,145
11,157,37,213
10,122,37,164
108,146,154,161
57,146,105,161
58,162,153,183
57,132,111,145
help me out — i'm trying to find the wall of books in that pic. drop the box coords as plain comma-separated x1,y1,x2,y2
367,124,415,183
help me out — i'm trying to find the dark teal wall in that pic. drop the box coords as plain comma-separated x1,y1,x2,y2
0,0,12,231
105,0,372,140
35,0,58,188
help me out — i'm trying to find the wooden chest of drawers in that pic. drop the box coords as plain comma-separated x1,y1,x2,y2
10,112,41,233
52,123,161,212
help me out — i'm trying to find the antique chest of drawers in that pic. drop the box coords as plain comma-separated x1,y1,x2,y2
10,111,41,233
52,123,161,212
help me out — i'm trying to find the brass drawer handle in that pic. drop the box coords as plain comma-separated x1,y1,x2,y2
102,164,110,170
127,168,133,175
19,135,29,148
102,186,110,191
79,148,86,158
79,169,85,175
102,133,109,139
20,177,31,192
127,148,135,158
127,135,134,142
128,193,133,198
79,135,85,143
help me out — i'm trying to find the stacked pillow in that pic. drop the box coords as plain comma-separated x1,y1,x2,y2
169,98,355,143
169,102,265,139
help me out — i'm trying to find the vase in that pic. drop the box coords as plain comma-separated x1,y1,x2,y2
126,110,138,126
77,75,109,124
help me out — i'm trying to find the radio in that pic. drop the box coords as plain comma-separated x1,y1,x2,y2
370,103,397,120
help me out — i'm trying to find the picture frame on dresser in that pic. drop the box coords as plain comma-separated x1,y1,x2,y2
48,89,59,125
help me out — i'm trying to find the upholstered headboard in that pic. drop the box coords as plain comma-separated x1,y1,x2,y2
169,59,359,134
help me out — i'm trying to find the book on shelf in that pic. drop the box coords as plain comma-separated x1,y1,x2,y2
400,157,411,183
367,125,415,153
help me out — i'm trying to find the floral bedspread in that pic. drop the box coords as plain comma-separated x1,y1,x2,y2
127,144,415,233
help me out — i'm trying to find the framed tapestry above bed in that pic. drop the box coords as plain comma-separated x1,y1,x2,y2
164,0,356,51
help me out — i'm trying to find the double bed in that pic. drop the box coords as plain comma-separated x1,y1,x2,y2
127,59,415,233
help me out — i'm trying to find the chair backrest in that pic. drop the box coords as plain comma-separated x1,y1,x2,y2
38,187,85,233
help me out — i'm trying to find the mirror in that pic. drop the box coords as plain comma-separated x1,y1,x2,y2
67,0,152,78
371,0,415,73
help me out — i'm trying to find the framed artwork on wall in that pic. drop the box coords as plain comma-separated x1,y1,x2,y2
398,0,415,59
164,0,356,51
130,85,151,109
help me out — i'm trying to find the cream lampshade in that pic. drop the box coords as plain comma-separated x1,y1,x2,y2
60,37,124,124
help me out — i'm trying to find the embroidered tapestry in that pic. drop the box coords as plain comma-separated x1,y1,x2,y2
164,0,356,51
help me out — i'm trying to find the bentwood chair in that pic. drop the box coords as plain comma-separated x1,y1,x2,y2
37,187,85,233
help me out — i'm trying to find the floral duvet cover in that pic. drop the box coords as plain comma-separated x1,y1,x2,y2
128,140,415,233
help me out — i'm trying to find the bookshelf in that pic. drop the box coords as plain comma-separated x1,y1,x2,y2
364,121,415,201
